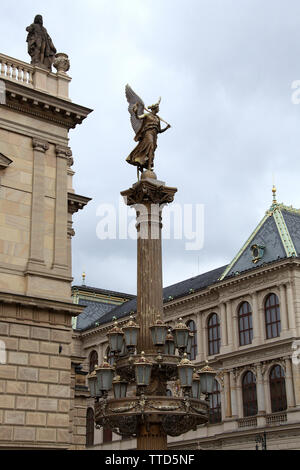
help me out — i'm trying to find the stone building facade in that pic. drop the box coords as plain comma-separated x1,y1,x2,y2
0,51,92,449
74,194,300,450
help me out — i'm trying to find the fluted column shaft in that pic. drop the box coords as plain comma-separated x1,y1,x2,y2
136,203,163,352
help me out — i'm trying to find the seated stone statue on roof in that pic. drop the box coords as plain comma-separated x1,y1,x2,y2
26,15,57,71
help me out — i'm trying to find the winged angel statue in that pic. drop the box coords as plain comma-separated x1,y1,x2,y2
125,85,171,179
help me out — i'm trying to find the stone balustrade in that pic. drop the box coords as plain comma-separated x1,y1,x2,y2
266,412,287,425
0,53,34,87
0,53,71,100
238,416,257,428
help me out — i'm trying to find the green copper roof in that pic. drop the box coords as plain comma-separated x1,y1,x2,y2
219,192,299,281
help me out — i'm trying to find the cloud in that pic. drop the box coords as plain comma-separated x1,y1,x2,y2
2,0,300,293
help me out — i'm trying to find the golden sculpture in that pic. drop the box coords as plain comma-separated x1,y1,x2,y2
125,85,171,179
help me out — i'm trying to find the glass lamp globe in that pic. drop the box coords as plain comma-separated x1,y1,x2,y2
150,316,168,346
95,357,115,393
173,318,190,352
134,352,152,386
177,353,194,388
198,361,217,394
107,320,124,354
123,316,140,352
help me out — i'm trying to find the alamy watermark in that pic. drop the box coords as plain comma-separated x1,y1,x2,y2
0,80,6,105
96,197,205,251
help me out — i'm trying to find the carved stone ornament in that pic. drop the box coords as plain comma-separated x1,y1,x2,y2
56,145,72,160
121,179,177,207
53,53,70,74
32,138,49,153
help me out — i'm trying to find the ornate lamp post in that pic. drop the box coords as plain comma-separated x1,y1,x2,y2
88,85,217,450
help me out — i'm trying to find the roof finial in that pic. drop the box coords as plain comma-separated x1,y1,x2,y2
272,184,277,204
82,271,86,286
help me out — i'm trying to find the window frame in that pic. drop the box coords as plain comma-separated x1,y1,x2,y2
238,301,253,346
207,313,221,356
186,319,198,360
89,350,98,373
208,379,222,424
242,371,258,417
265,293,281,340
269,364,287,413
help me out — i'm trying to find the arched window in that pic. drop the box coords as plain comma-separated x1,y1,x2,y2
270,365,287,412
208,313,220,355
242,371,258,417
265,294,281,339
86,408,94,447
186,320,197,360
89,350,98,373
166,388,172,397
238,302,253,346
209,380,222,424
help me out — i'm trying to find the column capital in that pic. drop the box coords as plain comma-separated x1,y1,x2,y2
32,138,49,152
56,145,73,162
121,178,177,207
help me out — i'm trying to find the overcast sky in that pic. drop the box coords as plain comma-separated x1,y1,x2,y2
2,0,300,295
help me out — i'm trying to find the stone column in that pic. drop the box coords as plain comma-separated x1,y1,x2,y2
52,145,71,272
195,312,204,362
232,306,239,349
220,303,228,348
256,363,266,414
279,284,289,333
285,357,296,408
27,138,49,270
286,283,297,334
251,292,262,343
224,371,232,418
263,366,272,414
230,370,238,418
121,173,177,450
226,301,233,348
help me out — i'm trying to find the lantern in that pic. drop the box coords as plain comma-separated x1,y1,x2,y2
198,361,216,394
107,321,124,354
173,318,190,352
95,358,115,393
191,370,201,399
164,329,175,355
87,367,98,398
150,316,168,347
134,352,152,387
177,353,194,388
112,375,128,399
123,316,140,352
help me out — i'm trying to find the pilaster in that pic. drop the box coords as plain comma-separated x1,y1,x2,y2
27,137,49,272
52,145,71,273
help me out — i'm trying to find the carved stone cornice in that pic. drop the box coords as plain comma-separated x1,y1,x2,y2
0,290,84,316
68,192,92,214
32,137,49,153
2,78,93,130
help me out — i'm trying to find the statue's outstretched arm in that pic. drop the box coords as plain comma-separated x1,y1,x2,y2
159,124,171,134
